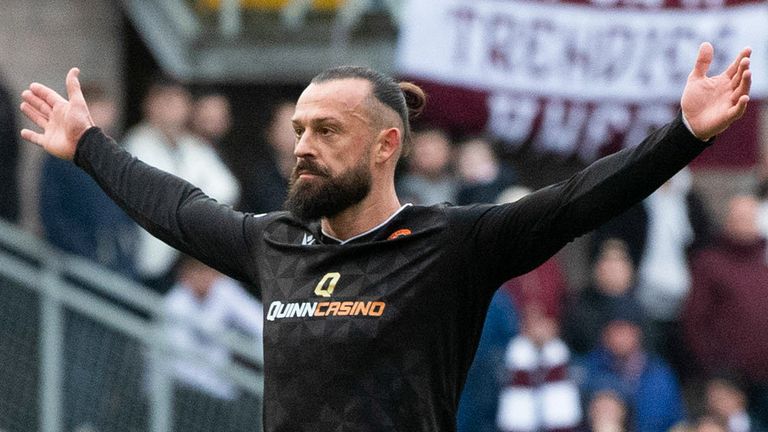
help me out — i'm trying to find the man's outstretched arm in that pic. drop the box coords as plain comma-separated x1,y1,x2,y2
460,43,752,287
19,69,255,282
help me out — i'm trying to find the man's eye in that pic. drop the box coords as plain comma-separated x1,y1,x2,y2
320,127,334,136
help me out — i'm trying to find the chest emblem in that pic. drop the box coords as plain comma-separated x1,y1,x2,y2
314,272,340,298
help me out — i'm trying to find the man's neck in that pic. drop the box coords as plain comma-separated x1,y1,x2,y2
320,192,402,241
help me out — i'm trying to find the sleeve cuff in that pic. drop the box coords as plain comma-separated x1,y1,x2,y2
681,112,711,142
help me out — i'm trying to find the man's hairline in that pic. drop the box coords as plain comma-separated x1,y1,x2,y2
309,77,404,138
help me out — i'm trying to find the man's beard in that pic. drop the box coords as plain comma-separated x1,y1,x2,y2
284,156,372,221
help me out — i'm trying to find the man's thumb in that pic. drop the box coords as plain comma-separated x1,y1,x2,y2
690,42,713,79
66,68,84,102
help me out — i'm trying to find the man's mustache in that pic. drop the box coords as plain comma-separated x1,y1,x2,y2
291,159,331,180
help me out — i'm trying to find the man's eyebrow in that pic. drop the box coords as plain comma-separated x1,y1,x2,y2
293,116,343,126
311,117,342,125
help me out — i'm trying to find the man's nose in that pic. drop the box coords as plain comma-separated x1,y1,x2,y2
294,131,315,158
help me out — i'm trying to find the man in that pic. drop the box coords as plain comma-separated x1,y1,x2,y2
123,78,240,291
19,43,751,431
238,101,297,213
577,297,686,432
684,194,768,424
0,71,19,222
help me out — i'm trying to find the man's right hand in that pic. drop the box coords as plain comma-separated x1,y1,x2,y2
20,68,95,160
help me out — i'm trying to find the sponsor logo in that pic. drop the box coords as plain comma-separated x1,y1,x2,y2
387,228,412,240
314,272,340,298
266,272,387,321
266,300,386,321
302,233,316,245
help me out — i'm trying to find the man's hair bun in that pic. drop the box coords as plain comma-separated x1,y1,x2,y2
399,82,427,122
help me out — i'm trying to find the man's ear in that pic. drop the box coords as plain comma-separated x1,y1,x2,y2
375,128,402,163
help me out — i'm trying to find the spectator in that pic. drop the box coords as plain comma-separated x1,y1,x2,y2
706,373,766,432
38,83,139,432
40,82,137,277
499,186,568,323
396,128,458,205
123,77,240,291
455,136,517,205
589,168,711,365
238,101,296,213
190,91,232,149
0,71,19,222
151,257,263,431
457,289,519,432
460,182,569,432
497,303,582,432
695,416,731,432
584,388,629,432
577,297,686,432
683,194,768,425
562,239,638,355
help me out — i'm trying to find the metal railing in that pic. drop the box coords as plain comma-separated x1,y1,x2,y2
0,219,264,432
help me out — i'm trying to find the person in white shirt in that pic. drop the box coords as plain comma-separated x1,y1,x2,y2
123,78,240,291
150,256,263,430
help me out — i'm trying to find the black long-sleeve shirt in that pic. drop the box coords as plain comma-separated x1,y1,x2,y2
74,113,708,432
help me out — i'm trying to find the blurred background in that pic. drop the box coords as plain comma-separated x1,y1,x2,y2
0,0,767,431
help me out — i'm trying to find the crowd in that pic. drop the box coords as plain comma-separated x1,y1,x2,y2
1,69,768,432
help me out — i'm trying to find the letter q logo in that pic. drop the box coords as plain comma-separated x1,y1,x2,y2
314,272,341,298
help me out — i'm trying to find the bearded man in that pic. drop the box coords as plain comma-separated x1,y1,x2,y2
19,43,751,431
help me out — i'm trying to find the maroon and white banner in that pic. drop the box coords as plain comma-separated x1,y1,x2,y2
396,0,767,166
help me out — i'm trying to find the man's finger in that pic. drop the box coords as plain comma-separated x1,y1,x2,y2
725,47,752,79
690,42,714,79
20,128,44,147
66,68,85,103
21,89,52,118
20,102,49,129
30,82,66,108
730,57,750,90
728,94,750,121
733,69,752,103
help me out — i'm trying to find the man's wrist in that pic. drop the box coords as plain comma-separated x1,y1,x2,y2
681,113,710,142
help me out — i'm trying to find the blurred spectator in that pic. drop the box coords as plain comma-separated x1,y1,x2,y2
237,100,296,213
40,82,137,277
190,91,232,149
706,373,766,432
151,257,263,431
457,289,519,432
0,71,19,223
396,128,458,205
496,303,582,432
499,186,568,322
562,239,638,355
584,389,629,432
589,168,711,364
123,77,240,291
456,136,518,205
577,297,686,432
38,82,138,432
683,194,768,426
695,415,731,432
459,185,569,432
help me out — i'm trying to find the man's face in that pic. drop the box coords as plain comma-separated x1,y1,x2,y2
284,79,378,220
602,321,642,359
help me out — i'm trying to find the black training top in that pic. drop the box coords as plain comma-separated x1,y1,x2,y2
74,114,708,432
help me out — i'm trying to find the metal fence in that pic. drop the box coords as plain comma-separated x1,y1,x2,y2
0,220,264,432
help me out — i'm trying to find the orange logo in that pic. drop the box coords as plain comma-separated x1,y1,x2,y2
387,229,412,240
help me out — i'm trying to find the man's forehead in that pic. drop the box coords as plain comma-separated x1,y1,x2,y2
293,79,373,121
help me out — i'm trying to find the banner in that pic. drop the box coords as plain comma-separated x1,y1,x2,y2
396,0,767,165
